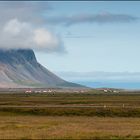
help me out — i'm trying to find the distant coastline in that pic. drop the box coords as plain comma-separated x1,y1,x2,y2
75,81,140,90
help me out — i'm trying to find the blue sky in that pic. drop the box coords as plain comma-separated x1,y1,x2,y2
1,1,140,83
35,1,140,74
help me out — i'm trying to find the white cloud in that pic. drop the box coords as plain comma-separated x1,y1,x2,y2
0,2,65,53
33,28,60,50
0,18,64,52
4,19,30,36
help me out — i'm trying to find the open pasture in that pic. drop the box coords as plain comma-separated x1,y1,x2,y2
0,91,140,139
0,91,140,117
0,116,140,139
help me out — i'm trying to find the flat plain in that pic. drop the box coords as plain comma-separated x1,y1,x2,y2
0,90,140,139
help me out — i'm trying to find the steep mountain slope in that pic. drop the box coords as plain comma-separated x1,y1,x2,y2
0,49,83,88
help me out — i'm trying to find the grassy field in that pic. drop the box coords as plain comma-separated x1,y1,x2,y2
0,91,140,139
0,91,140,107
0,92,140,117
0,116,140,139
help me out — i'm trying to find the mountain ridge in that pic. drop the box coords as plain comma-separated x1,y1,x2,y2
0,49,84,88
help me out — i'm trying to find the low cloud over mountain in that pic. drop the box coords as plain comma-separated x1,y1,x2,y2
0,19,64,53
0,2,65,53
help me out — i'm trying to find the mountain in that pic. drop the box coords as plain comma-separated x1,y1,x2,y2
0,49,83,88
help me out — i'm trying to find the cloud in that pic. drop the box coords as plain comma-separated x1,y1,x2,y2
0,2,65,53
0,2,138,52
56,71,140,82
4,19,30,36
0,19,64,52
46,12,138,26
0,1,51,25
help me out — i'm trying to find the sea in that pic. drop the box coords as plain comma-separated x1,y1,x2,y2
75,81,140,90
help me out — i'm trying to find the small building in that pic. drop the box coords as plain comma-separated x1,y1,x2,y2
25,90,32,93
43,90,47,93
104,90,108,92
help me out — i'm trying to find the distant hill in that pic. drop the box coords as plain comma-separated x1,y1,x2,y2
0,49,84,88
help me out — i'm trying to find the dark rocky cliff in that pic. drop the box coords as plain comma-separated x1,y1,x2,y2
0,49,37,64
